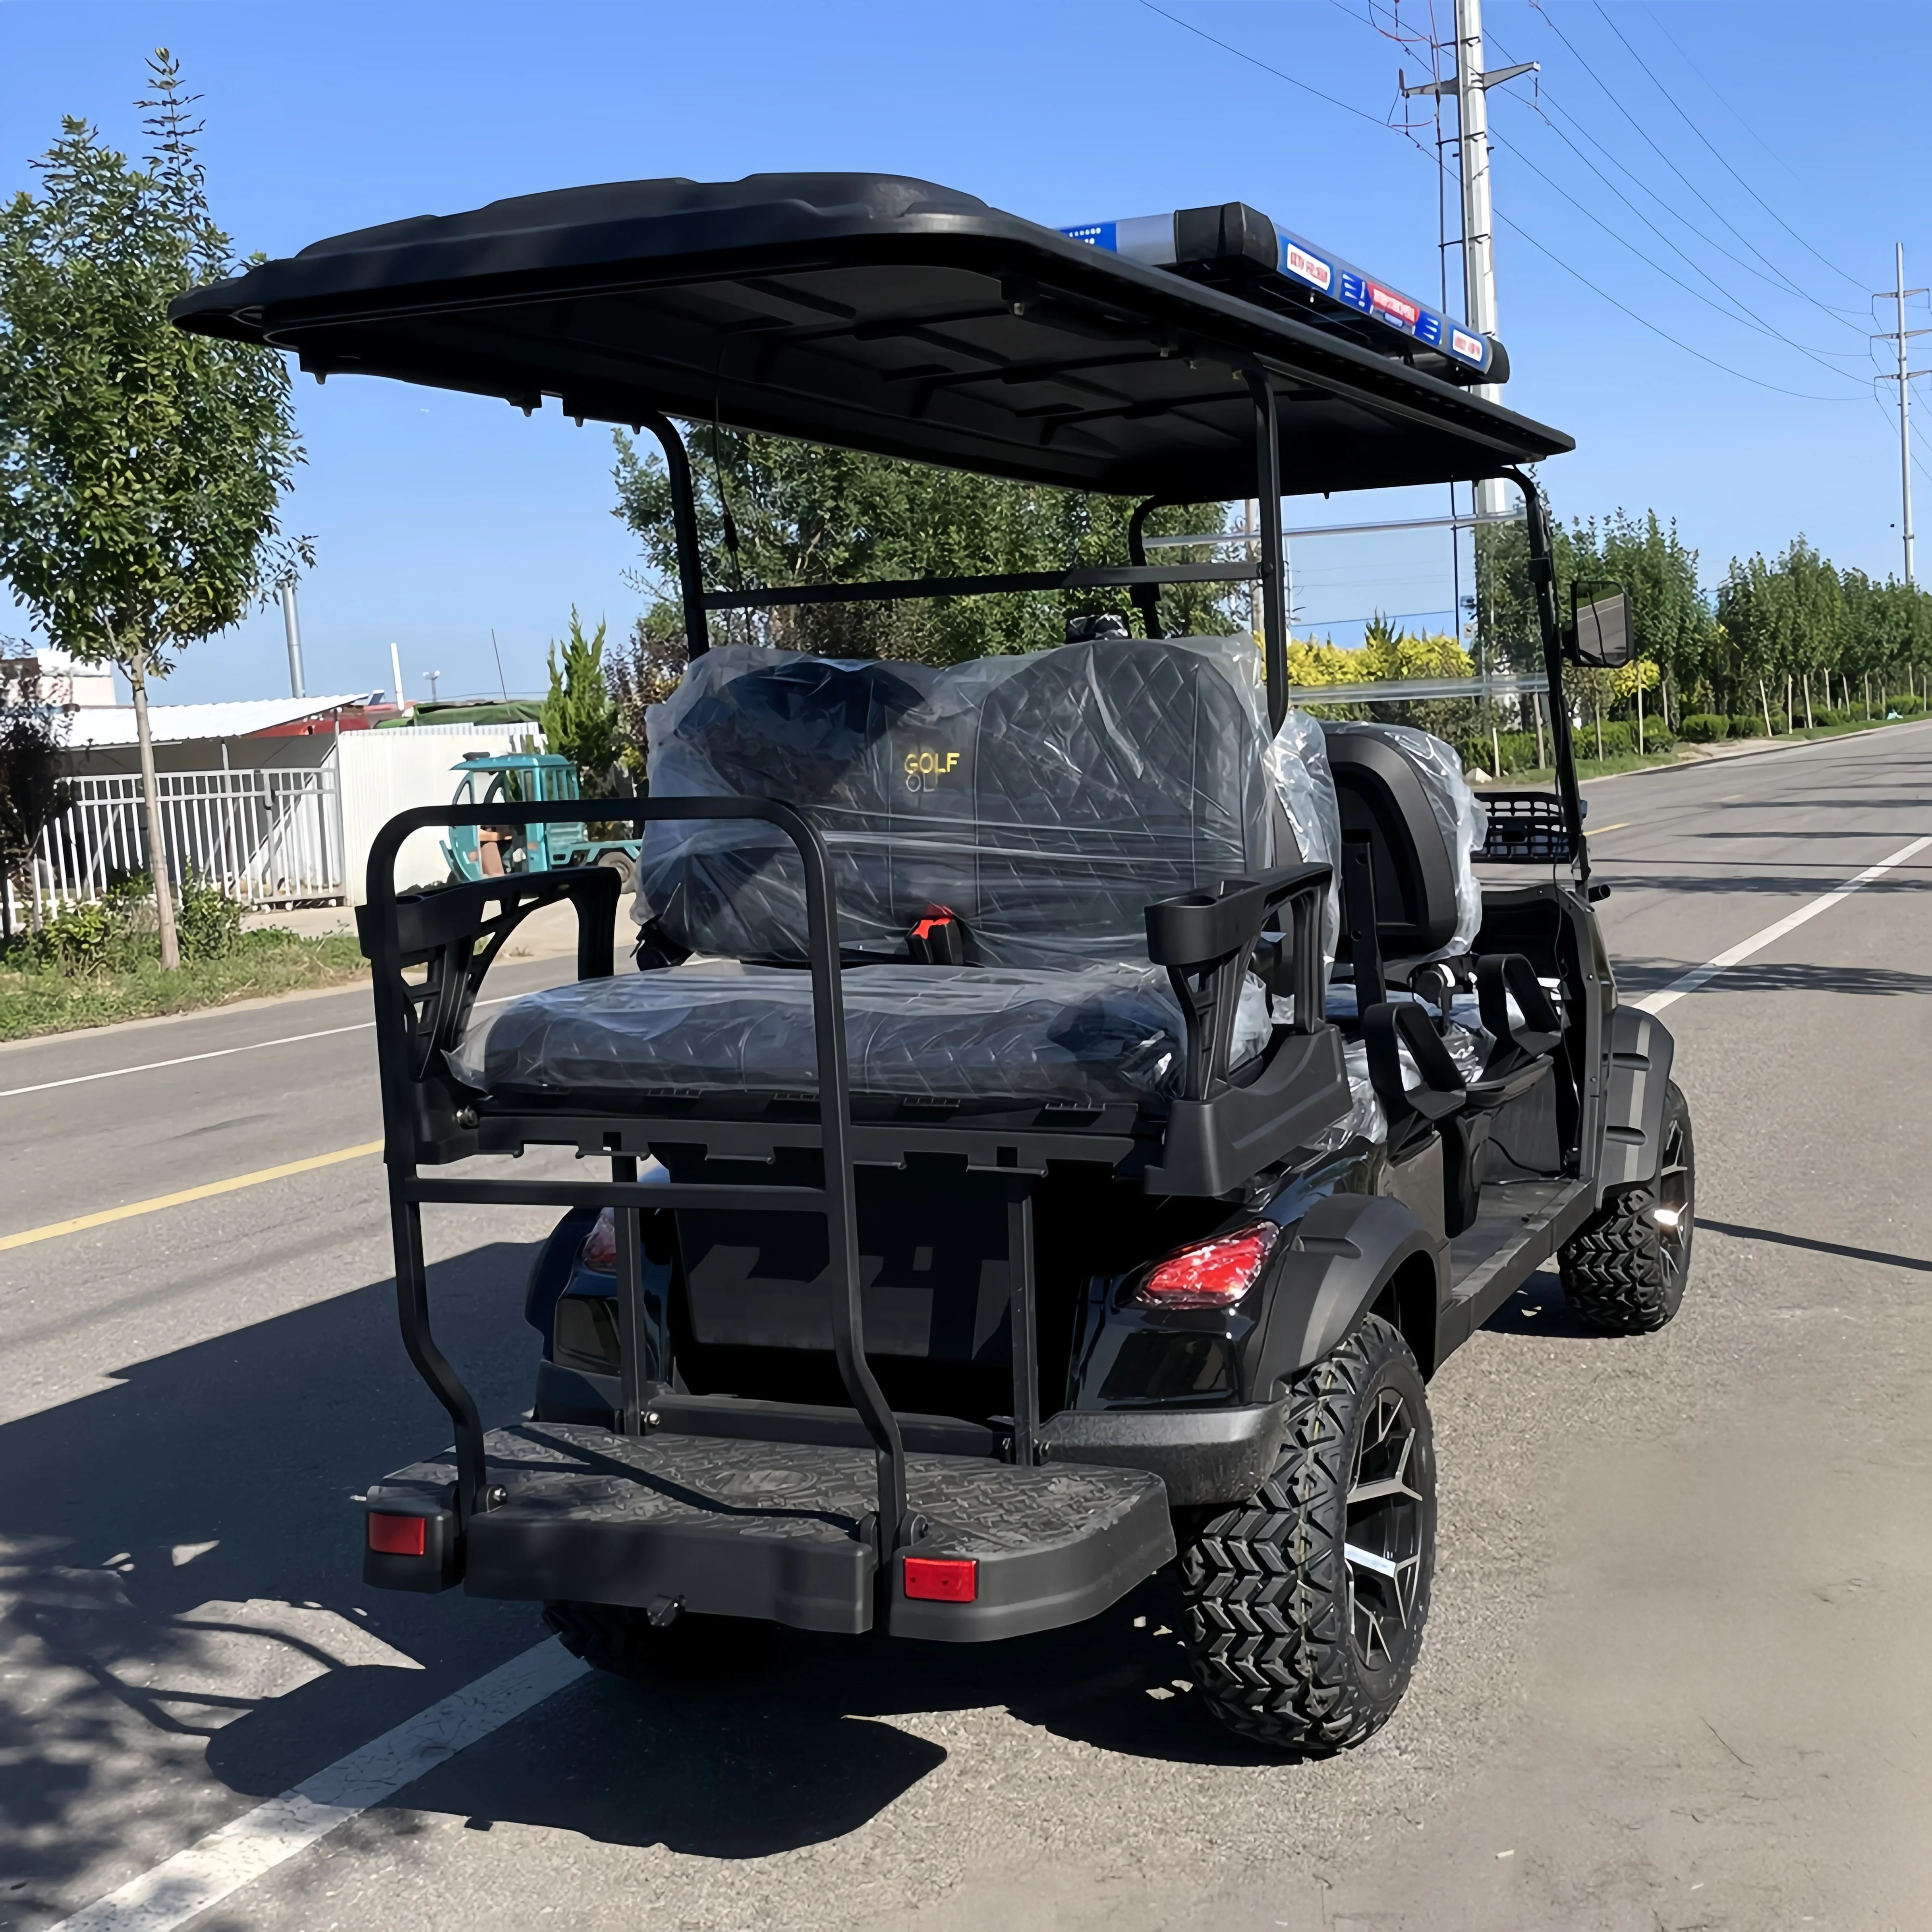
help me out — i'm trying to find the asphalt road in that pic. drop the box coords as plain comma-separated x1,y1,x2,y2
2,721,1928,1932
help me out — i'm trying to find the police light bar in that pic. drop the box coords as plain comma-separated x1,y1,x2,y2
1060,203,1502,381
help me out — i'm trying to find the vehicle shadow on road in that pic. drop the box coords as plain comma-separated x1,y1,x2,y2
0,1242,544,1909
373,1571,1271,1857
1481,1266,1605,1340
0,1242,1289,1894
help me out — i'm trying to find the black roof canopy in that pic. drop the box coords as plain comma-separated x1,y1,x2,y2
174,173,1572,500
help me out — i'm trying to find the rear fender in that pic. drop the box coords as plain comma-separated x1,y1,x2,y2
1251,1192,1446,1385
1597,1006,1677,1202
524,1207,598,1340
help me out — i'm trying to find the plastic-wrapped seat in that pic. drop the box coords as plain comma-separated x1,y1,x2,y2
1317,721,1571,1226
452,635,1318,1111
1322,720,1486,981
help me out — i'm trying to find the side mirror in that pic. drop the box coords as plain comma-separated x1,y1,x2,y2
1565,584,1634,668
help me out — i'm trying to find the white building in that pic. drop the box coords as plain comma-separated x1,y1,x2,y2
14,694,540,921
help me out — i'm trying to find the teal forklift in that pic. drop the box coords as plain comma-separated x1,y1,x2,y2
443,752,639,888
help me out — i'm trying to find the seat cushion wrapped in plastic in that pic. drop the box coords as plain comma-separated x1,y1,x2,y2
634,635,1282,968
448,962,1273,1109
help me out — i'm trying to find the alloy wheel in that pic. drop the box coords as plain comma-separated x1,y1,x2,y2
1343,1386,1426,1669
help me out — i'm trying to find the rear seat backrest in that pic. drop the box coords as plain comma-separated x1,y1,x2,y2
635,638,1276,966
1322,722,1485,967
967,638,1274,967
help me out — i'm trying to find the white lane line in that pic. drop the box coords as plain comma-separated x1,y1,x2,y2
1635,833,1932,1014
0,1022,376,1099
48,1638,588,1932
0,989,536,1100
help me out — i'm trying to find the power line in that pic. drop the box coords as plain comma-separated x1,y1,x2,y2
1137,0,1399,131
1494,210,1859,402
1596,2,1869,293
1639,3,1800,185
1524,1,1869,327
1484,74,1867,349
1483,123,1870,385
1139,0,1858,404
1482,19,1869,339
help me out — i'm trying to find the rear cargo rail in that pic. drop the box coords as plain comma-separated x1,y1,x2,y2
362,798,918,1585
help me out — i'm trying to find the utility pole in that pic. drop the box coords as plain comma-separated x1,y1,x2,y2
1403,0,1536,518
279,578,305,699
1874,244,1928,585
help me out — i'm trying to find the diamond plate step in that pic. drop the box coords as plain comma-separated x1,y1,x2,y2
368,1421,1174,1640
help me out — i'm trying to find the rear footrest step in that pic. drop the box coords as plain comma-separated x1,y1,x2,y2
364,1421,1174,1640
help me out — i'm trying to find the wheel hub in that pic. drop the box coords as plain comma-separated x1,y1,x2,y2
1343,1388,1425,1669
1653,1112,1694,1283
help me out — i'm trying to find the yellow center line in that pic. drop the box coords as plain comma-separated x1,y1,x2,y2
0,1141,384,1252
1590,821,1631,834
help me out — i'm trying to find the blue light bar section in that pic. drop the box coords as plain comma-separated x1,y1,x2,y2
1060,210,1495,377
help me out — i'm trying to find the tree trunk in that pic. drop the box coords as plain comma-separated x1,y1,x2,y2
1803,672,1813,730
127,653,181,970
1636,669,1645,755
1760,678,1775,739
1533,691,1546,768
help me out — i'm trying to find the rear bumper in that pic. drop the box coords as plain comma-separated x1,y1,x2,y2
363,1421,1174,1642
1040,1399,1292,1506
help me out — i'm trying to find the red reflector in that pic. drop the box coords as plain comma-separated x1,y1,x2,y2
903,1556,978,1602
368,1513,428,1557
1138,1221,1279,1309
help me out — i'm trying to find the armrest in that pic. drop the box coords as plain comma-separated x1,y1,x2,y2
1145,863,1332,1104
1476,952,1564,1063
357,867,622,1086
1363,998,1466,1149
1144,862,1330,969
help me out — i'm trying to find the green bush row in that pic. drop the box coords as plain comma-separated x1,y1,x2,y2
2,872,248,975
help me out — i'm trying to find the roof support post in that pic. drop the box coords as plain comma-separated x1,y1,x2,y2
1126,497,1167,639
1244,373,1288,731
1498,465,1587,882
635,410,710,657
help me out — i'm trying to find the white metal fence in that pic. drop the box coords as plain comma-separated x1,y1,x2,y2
12,767,345,924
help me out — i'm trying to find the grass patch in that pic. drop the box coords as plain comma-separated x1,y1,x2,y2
0,929,367,1042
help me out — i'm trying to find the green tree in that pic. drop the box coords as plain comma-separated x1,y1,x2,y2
605,607,685,781
1566,511,1706,727
0,54,307,966
611,425,1236,665
538,609,622,794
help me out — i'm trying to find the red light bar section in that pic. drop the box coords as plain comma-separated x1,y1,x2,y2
903,1556,978,1603
367,1513,428,1557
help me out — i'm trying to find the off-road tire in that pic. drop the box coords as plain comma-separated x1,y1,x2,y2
1558,1080,1695,1334
542,1600,774,1681
1179,1314,1435,1755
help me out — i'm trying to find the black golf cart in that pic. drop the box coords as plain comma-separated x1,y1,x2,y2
175,175,1693,1753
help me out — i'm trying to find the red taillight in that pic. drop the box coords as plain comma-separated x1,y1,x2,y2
903,1556,978,1602
579,1208,617,1275
1137,1221,1279,1309
368,1513,427,1557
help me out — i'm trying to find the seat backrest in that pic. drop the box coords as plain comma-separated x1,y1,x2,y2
634,637,1277,966
1321,722,1483,966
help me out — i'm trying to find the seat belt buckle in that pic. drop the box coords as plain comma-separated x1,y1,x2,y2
909,910,966,966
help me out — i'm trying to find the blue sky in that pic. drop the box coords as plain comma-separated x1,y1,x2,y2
4,1,1927,705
